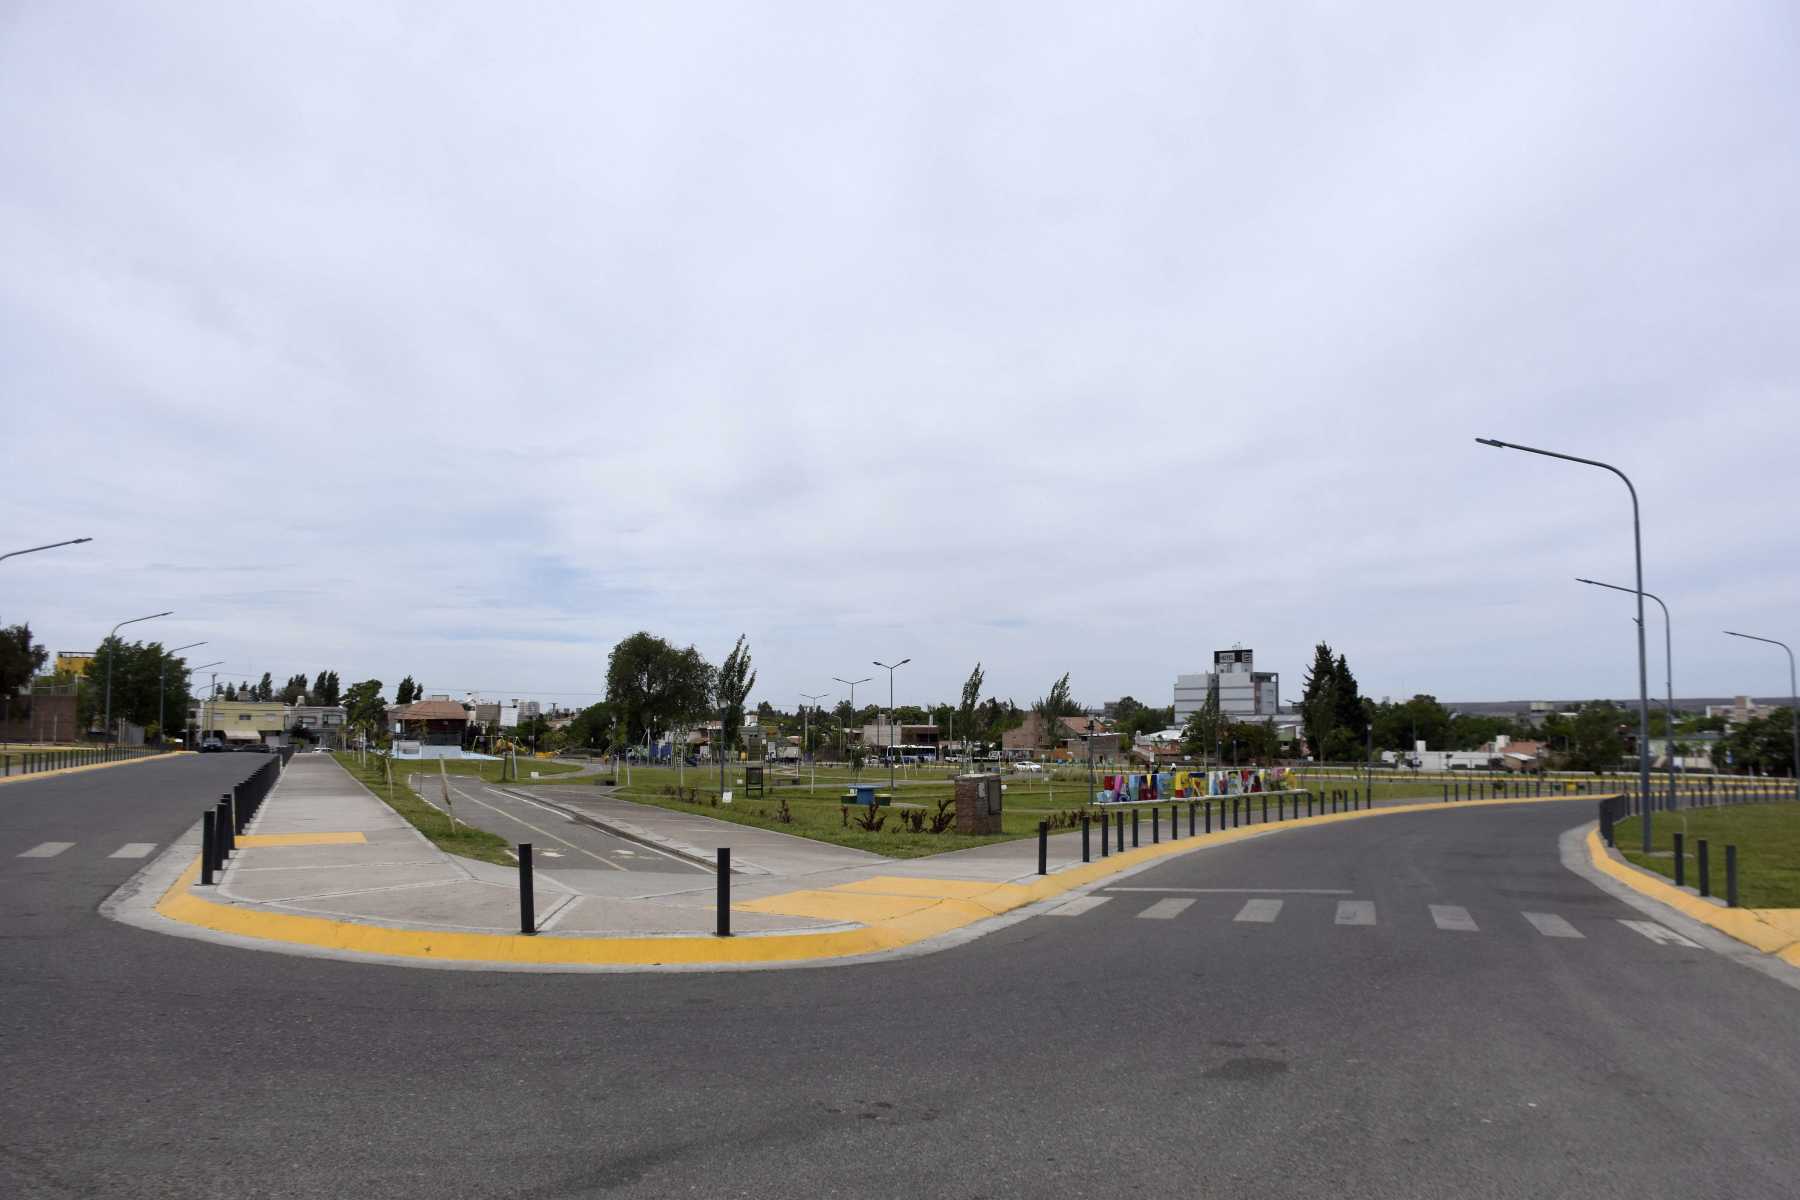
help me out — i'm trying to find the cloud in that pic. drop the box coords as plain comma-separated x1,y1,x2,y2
2,1,1796,712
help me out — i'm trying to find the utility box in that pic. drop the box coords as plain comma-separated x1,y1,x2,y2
955,772,1004,834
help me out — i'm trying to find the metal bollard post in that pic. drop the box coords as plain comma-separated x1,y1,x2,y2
1262,796,1268,824
1151,807,1159,844
217,799,233,856
1725,845,1738,908
1232,797,1240,828
518,843,536,935
716,847,732,936
1038,821,1049,874
1117,810,1125,850
1131,808,1140,847
1082,815,1091,863
1673,832,1685,888
1101,811,1110,856
1697,839,1711,898
1189,802,1196,837
201,811,216,886
1205,801,1212,833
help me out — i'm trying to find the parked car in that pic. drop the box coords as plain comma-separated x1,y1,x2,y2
1013,761,1045,773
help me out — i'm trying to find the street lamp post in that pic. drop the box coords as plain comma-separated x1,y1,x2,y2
1722,631,1799,804
0,537,92,565
157,642,207,746
800,691,828,792
1477,437,1653,854
184,661,222,746
873,659,911,794
1087,718,1097,805
102,611,173,745
834,676,870,773
1578,578,1678,807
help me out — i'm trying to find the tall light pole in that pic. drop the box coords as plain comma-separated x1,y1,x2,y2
1477,438,1652,854
102,611,173,745
835,676,870,772
873,659,910,793
157,641,206,746
1,537,91,565
800,691,828,792
1578,578,1678,806
1722,631,1798,803
185,660,222,745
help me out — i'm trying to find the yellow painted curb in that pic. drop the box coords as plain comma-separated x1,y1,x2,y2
0,751,193,786
1583,828,1800,964
236,832,367,848
154,791,1594,968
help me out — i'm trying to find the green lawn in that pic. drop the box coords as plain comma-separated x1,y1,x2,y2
331,751,517,867
1613,803,1800,909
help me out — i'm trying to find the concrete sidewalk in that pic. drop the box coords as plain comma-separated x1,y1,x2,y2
139,755,1594,970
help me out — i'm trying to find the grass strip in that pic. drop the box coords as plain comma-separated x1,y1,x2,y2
1613,802,1800,909
331,751,516,867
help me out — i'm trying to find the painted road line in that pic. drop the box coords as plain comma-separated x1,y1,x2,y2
447,783,627,872
1106,887,1353,895
1522,911,1583,939
109,843,157,859
1234,898,1283,923
1430,904,1478,932
1136,898,1196,920
1335,900,1376,926
18,842,74,858
1048,895,1112,917
1619,919,1701,948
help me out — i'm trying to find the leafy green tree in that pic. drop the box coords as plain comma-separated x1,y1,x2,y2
604,631,715,746
311,671,341,706
1032,673,1080,747
342,679,386,742
715,634,757,755
1182,688,1224,758
1224,720,1281,763
958,663,985,745
1331,654,1368,751
1562,700,1627,771
395,676,418,705
77,638,193,739
254,672,274,702
1716,709,1795,776
1299,642,1339,759
1371,694,1453,753
0,624,47,698
278,673,309,705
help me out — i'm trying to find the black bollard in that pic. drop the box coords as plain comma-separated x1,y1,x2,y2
201,811,216,886
217,800,233,856
1262,796,1268,824
518,842,536,935
1673,832,1685,888
1697,839,1711,898
1725,845,1738,908
716,847,732,937
1117,810,1125,850
1151,808,1160,844
1082,815,1091,863
1101,811,1110,856
1205,801,1212,834
1038,821,1049,874
1189,802,1196,837
1132,808,1140,847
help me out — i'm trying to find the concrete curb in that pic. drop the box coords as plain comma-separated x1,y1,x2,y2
1580,827,1800,968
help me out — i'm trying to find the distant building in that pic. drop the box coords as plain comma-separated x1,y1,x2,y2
1001,714,1118,759
1706,696,1781,726
389,699,470,747
290,705,349,749
859,723,942,756
191,699,290,746
1174,648,1280,725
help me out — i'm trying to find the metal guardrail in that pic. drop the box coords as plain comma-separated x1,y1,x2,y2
0,744,169,778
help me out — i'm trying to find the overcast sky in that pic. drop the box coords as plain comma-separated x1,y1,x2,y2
3,2,1796,715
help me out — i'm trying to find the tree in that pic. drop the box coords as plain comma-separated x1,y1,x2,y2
716,634,757,755
1371,694,1454,754
1562,700,1628,772
77,638,193,739
395,676,418,706
278,673,309,705
254,672,274,702
1032,673,1080,747
1716,709,1795,776
312,671,341,706
1182,688,1224,758
604,631,716,747
1299,642,1339,759
0,624,47,698
958,663,985,745
341,679,387,742
222,682,239,702
1331,654,1368,752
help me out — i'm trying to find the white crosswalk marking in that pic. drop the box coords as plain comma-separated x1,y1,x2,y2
1234,898,1284,923
1430,904,1478,932
109,843,156,859
1522,912,1583,939
18,842,73,858
1618,919,1700,948
1136,898,1195,920
1048,895,1113,917
1335,900,1376,926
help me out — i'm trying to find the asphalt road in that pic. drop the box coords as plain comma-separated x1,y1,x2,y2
3,767,1796,1199
407,772,707,875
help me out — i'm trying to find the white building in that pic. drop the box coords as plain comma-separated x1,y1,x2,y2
1174,647,1280,725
